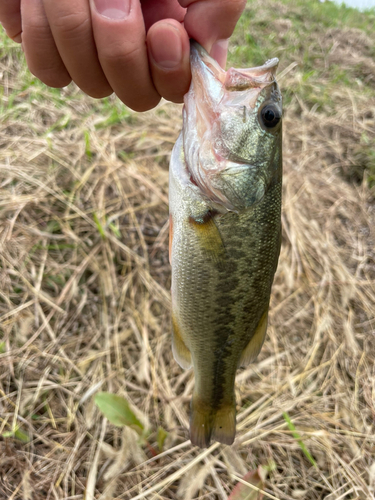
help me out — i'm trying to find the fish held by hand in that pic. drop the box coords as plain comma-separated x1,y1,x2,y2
169,42,282,448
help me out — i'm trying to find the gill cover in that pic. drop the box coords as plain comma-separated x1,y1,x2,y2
183,42,282,211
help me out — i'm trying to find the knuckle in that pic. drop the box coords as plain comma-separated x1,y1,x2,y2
52,11,90,38
22,17,50,34
99,40,142,65
23,26,53,44
96,38,160,111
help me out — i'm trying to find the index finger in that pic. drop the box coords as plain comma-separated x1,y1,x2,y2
0,0,22,42
89,0,160,112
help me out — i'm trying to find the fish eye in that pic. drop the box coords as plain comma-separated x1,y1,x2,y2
259,104,281,130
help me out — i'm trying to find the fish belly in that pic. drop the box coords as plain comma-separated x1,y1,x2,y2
169,135,282,447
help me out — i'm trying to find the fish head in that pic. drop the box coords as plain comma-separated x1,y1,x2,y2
183,42,282,211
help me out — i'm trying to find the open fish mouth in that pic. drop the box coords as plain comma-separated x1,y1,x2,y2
182,42,282,211
188,41,278,108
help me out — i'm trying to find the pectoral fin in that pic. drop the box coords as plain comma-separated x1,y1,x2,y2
239,309,268,367
172,314,192,369
189,210,226,264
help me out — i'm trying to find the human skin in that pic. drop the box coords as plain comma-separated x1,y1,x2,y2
0,0,246,111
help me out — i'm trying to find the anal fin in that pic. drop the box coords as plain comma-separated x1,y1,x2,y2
239,309,268,367
172,314,192,369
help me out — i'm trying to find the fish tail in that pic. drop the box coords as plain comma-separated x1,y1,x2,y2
190,395,236,448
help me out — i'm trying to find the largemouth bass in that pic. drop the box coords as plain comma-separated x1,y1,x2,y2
169,42,282,448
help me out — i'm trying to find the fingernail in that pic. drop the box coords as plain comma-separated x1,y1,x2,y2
149,24,182,69
93,0,130,19
12,33,22,44
210,39,229,69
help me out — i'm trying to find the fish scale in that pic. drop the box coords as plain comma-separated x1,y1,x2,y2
169,42,282,448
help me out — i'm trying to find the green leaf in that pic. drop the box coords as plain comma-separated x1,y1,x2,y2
282,412,317,467
14,427,30,443
94,392,144,431
84,130,92,158
0,342,5,354
2,427,30,443
157,426,168,452
46,220,61,234
93,213,106,239
109,223,121,238
264,460,277,473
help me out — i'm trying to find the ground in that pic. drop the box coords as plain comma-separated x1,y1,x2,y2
1,0,375,499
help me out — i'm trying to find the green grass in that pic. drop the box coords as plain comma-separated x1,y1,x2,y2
230,0,375,103
282,412,317,467
2,0,374,112
1,3,374,497
230,0,375,186
231,0,375,66
0,0,374,186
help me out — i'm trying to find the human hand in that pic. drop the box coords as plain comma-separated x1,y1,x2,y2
0,0,246,112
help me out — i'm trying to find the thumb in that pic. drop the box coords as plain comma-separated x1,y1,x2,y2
178,0,246,68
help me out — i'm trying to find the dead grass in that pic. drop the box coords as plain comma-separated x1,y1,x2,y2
1,2,375,499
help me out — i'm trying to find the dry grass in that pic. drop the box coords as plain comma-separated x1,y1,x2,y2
1,1,375,499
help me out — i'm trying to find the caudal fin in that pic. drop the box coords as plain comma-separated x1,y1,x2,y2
189,398,236,448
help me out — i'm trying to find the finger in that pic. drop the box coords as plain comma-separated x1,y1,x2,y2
89,0,160,112
179,0,246,68
42,0,112,98
0,0,22,42
147,20,190,103
141,0,185,31
21,0,71,88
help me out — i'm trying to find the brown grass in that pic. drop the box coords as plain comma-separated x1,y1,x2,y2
1,5,375,500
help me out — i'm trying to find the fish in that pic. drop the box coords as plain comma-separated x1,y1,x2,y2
169,42,282,448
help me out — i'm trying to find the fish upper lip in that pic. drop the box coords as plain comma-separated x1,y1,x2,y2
190,40,279,91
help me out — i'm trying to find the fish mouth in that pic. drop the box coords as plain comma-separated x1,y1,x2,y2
190,41,278,93
182,42,281,211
